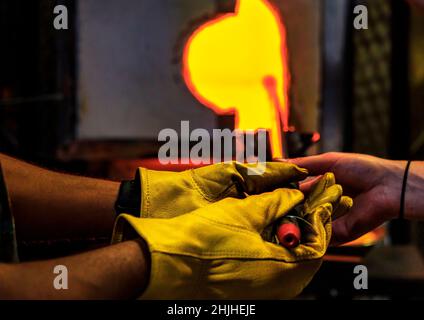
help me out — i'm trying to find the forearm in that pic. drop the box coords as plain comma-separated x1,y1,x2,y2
0,240,149,299
0,153,119,241
381,159,424,221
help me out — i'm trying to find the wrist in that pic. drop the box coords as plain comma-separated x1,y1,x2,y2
380,160,406,220
133,238,151,296
383,160,424,220
404,161,424,220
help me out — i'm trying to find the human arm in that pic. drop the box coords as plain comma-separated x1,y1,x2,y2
0,239,149,299
289,152,424,245
0,173,349,300
0,153,119,242
0,155,307,242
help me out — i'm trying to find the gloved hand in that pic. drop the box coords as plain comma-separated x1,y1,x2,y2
136,161,308,218
303,172,353,222
300,173,353,251
112,174,352,299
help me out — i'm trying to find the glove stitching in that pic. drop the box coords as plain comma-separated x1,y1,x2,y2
145,217,325,261
144,169,151,217
190,171,238,202
188,215,327,259
191,212,259,236
150,248,323,262
190,170,216,202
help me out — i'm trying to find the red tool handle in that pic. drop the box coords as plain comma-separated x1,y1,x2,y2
277,220,301,249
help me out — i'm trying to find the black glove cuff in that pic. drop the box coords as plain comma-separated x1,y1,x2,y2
0,162,19,262
114,179,141,218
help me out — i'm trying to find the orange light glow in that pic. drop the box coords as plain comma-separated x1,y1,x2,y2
183,0,291,158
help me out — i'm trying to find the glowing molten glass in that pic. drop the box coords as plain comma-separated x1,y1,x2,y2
183,0,291,158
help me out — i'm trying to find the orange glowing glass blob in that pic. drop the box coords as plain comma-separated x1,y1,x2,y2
183,0,291,158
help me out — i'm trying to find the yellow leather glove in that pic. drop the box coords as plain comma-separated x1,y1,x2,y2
112,173,352,299
300,173,353,250
304,172,353,222
136,161,308,218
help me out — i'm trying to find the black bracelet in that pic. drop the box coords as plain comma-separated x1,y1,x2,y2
399,160,412,220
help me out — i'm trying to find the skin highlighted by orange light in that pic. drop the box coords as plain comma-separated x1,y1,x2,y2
183,0,291,159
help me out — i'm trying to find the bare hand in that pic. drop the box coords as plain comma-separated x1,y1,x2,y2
288,153,407,245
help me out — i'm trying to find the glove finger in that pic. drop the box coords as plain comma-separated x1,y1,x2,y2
332,196,353,220
236,162,308,194
191,162,307,202
307,203,333,248
213,188,304,232
306,172,335,206
305,184,342,213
